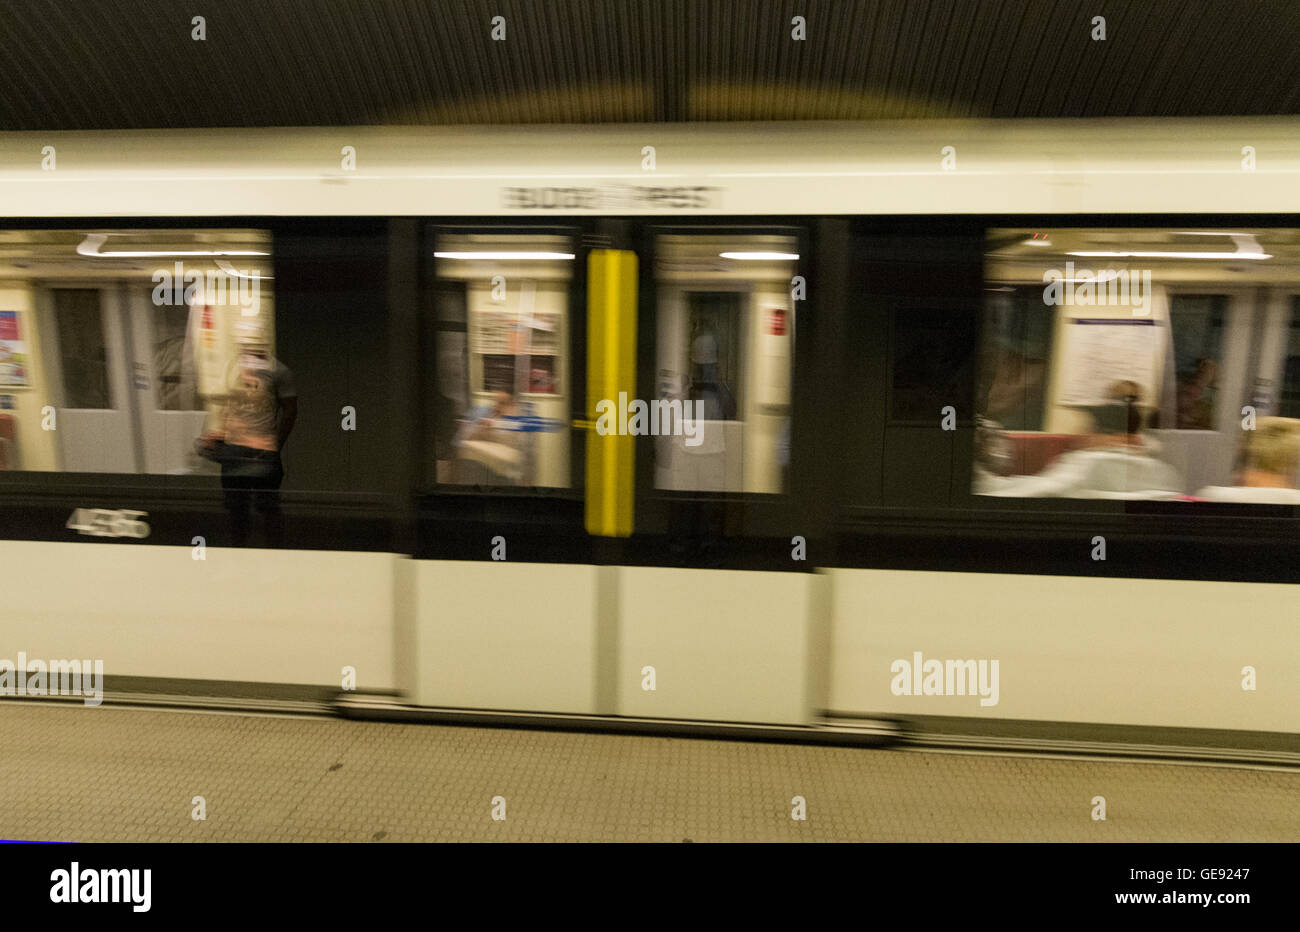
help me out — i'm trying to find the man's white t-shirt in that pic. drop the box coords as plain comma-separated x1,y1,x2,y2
986,447,1184,499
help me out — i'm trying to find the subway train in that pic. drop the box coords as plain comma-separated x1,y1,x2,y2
1,118,1299,758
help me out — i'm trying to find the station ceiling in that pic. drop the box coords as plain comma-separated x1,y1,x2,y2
2,0,1298,130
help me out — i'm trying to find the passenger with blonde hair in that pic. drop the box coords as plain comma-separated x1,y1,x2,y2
1196,417,1300,504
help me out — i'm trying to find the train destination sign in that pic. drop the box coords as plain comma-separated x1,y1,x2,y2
502,185,720,210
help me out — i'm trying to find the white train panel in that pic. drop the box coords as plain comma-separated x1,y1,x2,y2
0,540,395,689
828,568,1297,732
0,119,1297,217
406,560,600,713
616,566,819,724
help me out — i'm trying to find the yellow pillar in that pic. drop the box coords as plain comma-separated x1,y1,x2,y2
584,250,637,537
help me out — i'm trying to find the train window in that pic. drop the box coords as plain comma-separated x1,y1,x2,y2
51,289,112,409
653,233,796,494
975,227,1300,503
686,292,743,419
0,229,274,475
431,231,573,488
1168,295,1227,429
152,303,204,412
978,286,1057,431
1280,297,1300,419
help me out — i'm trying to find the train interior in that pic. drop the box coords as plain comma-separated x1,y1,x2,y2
10,223,1299,506
0,229,273,476
651,233,796,494
978,228,1300,503
431,231,573,489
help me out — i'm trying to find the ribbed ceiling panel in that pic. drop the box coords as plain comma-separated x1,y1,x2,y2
0,0,1296,129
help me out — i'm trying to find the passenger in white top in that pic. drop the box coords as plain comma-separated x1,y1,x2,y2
985,380,1184,500
1196,416,1300,505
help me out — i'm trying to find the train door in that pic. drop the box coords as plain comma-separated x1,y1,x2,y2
123,286,213,475
651,232,798,495
1160,287,1255,491
410,227,594,714
38,285,139,473
1255,289,1300,419
1250,287,1300,485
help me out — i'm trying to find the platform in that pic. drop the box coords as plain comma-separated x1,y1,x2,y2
2,703,1297,843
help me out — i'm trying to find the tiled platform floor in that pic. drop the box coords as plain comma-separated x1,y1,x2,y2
2,703,1297,842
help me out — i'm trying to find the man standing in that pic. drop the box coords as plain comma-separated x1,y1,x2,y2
199,323,298,546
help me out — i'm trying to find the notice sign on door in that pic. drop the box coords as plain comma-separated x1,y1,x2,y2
0,311,29,387
1060,318,1158,406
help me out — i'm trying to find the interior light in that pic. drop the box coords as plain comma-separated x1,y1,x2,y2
1069,232,1270,261
1022,234,1053,247
719,252,800,260
1066,251,1271,260
434,251,575,260
76,234,268,258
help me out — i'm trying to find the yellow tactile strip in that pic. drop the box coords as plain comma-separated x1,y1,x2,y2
1,704,1296,842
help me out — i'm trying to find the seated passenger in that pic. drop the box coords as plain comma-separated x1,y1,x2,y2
453,390,528,483
987,380,1184,499
1195,417,1300,504
456,390,518,443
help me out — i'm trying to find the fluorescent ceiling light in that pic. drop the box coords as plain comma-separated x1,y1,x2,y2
1066,251,1272,260
1069,232,1270,261
719,251,800,260
76,234,267,258
1022,235,1053,247
434,251,575,260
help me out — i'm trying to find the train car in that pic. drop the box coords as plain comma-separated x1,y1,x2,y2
1,118,1298,756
